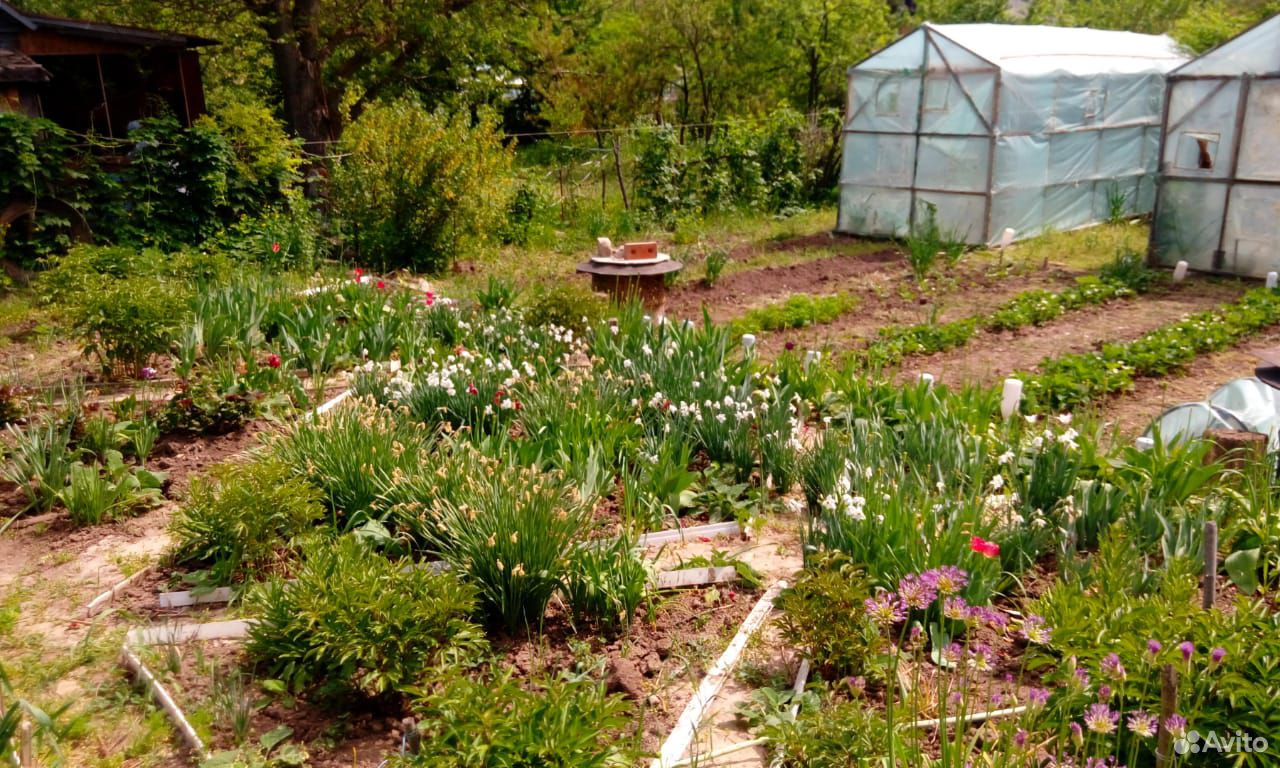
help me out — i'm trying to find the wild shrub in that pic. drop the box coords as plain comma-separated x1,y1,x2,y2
170,459,325,585
245,535,486,699
521,282,608,335
400,669,634,768
333,100,513,273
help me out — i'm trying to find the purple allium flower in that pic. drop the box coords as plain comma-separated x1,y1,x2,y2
1073,667,1092,690
944,596,971,622
973,606,1010,631
922,566,968,597
1020,615,1052,645
991,692,1005,708
1084,703,1119,734
1027,687,1051,708
1101,653,1127,681
140,366,158,381
1164,714,1187,739
1099,684,1113,701
1210,647,1226,666
897,574,937,610
844,676,866,697
946,642,964,665
908,624,924,646
968,643,994,672
1127,712,1158,739
1179,641,1195,662
864,590,907,626
1070,721,1084,746
1148,640,1162,657
1014,728,1029,748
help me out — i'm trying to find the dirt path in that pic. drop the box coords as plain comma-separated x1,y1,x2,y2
667,245,901,325
650,511,805,768
896,279,1247,389
1099,328,1280,439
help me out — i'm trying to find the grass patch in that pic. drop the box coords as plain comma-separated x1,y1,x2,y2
731,293,859,336
979,222,1150,272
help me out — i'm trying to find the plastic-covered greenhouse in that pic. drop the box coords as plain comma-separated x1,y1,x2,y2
838,24,1187,245
1150,14,1280,278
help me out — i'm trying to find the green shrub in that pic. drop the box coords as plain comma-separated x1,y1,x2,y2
333,100,513,273
170,459,325,585
775,555,880,677
3,418,76,515
245,535,486,699
421,460,589,633
703,248,728,288
762,691,887,768
522,282,607,334
399,669,634,768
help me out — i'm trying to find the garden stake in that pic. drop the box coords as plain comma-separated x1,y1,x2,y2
1155,664,1178,768
18,719,32,768
1202,520,1218,610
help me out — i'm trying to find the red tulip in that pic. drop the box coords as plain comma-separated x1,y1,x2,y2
271,242,281,254
971,536,1000,559
266,354,282,369
376,280,387,290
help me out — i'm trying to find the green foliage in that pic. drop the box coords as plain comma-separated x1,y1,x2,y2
703,248,728,288
0,114,83,261
58,450,165,526
170,459,325,585
903,202,965,283
160,372,261,435
333,100,513,273
399,669,635,768
1027,0,1196,34
730,293,858,336
420,458,590,633
775,555,879,677
1024,287,1280,411
245,535,487,699
3,417,76,515
562,536,650,631
269,399,433,528
521,282,607,334
762,689,887,767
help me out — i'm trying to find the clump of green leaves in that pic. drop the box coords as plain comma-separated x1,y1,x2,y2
398,669,635,768
522,282,608,335
562,536,650,631
421,458,589,633
903,202,965,283
775,554,880,677
730,293,858,336
246,535,486,699
170,459,325,585
58,451,165,527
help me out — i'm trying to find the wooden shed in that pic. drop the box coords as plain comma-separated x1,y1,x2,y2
0,1,211,136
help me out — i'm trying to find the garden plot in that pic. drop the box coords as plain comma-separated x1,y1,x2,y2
898,278,1245,389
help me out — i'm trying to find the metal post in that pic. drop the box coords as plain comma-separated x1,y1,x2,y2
1213,74,1252,271
906,30,931,234
1203,520,1218,609
1147,76,1174,268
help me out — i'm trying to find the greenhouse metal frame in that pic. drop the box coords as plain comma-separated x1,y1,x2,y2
1149,14,1280,278
838,23,1187,245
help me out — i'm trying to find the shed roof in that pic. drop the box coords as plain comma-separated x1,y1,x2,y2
926,23,1187,76
0,1,213,48
0,48,48,82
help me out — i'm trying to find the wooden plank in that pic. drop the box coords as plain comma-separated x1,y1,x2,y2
651,580,787,768
157,587,234,609
639,521,740,548
654,566,737,590
127,619,253,647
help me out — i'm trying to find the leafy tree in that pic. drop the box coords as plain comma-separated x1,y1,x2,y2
1026,0,1196,33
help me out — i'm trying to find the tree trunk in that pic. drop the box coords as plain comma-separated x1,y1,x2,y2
261,0,341,156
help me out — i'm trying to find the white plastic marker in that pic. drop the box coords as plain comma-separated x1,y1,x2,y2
1000,228,1016,251
919,372,935,389
1000,378,1023,420
803,350,821,373
652,580,787,768
127,619,254,647
638,520,741,548
1173,260,1189,282
741,333,757,352
1268,272,1278,290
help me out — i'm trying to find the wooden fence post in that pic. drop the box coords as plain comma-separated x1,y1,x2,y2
1155,664,1178,768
